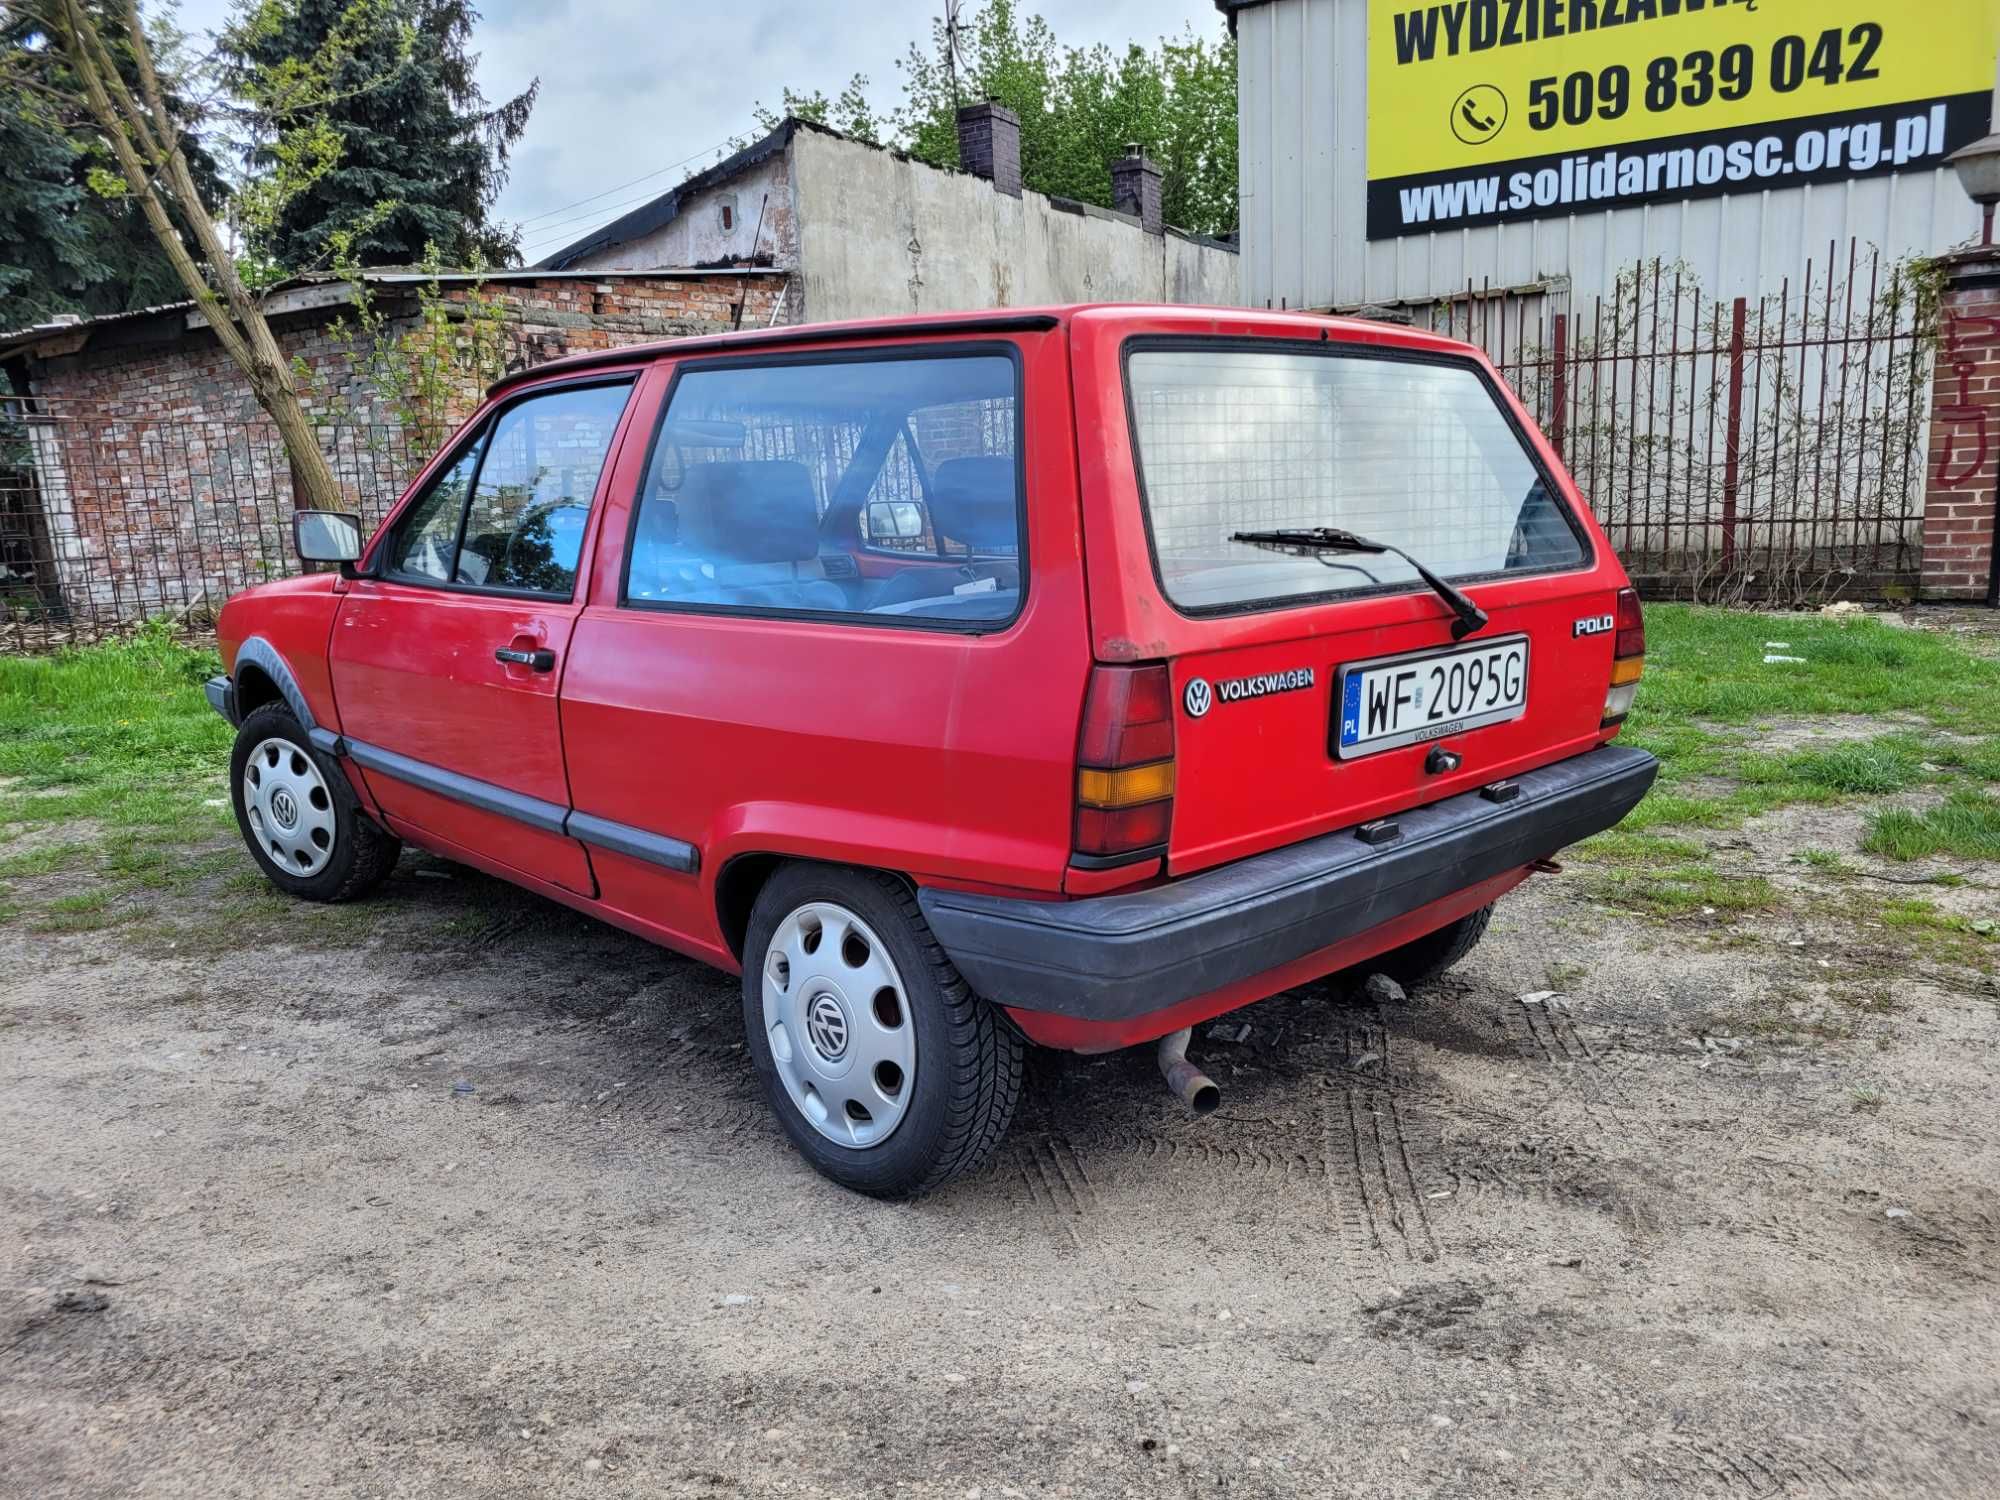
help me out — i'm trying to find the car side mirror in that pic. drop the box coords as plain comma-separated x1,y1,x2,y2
866,500,925,540
293,510,364,564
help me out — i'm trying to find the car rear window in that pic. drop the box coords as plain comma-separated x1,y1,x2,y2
1125,344,1587,614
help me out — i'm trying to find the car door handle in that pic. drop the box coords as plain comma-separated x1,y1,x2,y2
495,647,556,672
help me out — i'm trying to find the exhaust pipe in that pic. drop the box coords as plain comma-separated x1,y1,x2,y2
1157,1028,1220,1115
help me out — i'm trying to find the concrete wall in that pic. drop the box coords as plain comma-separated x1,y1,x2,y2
1235,0,1995,314
788,129,1239,323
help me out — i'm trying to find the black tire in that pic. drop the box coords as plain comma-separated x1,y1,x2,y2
1369,904,1494,989
228,703,400,903
742,864,1023,1199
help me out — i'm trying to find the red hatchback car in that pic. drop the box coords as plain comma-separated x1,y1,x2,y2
208,304,1656,1196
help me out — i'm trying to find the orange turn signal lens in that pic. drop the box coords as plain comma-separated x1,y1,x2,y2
1610,656,1645,686
1077,760,1176,810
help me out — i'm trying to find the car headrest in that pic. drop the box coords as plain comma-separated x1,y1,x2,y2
929,457,1018,551
676,460,822,563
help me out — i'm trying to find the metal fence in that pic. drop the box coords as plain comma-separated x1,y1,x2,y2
0,397,426,648
1421,240,1937,601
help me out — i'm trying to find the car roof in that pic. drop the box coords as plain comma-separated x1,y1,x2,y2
487,302,1481,398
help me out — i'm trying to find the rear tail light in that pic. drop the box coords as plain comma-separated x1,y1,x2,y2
1603,587,1644,728
1075,663,1175,861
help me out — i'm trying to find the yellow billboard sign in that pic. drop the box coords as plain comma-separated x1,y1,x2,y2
1366,0,2000,238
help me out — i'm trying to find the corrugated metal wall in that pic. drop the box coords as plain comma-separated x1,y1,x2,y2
1235,0,1992,313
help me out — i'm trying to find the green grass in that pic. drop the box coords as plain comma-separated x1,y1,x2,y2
1617,609,2000,846
1737,737,1930,796
1863,791,2000,863
1575,864,1777,920
0,841,94,878
0,624,238,931
1640,605,2000,733
34,889,127,933
1570,829,1709,864
0,623,229,822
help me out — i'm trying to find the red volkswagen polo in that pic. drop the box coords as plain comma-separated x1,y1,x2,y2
207,305,1655,1197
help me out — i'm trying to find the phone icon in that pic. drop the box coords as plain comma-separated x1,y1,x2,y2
1450,85,1509,146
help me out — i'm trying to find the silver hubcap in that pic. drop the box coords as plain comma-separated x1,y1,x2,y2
242,737,336,878
762,901,916,1148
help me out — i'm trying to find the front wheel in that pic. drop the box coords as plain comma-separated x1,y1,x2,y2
742,865,1023,1198
228,703,400,902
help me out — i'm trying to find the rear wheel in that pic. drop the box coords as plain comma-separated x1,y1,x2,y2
1369,904,1494,989
742,864,1022,1198
228,704,400,902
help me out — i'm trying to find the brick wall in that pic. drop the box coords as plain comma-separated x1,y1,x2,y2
1923,248,2000,603
7,272,790,625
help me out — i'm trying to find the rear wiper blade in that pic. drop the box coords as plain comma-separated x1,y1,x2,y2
1230,527,1489,640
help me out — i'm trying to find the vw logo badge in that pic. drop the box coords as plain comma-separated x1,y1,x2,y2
806,993,850,1061
1183,678,1213,719
269,787,300,829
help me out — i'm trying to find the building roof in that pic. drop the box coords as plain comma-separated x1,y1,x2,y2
536,120,802,271
0,266,778,364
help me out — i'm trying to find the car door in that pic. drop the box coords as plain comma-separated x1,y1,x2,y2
329,376,640,894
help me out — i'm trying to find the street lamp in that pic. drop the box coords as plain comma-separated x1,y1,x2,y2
1948,132,2000,247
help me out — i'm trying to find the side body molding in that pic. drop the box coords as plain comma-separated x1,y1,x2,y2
213,647,702,879
341,735,700,875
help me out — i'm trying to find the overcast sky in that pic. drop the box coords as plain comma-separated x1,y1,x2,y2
171,0,1226,264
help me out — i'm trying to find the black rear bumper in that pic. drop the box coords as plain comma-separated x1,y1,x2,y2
918,745,1658,1021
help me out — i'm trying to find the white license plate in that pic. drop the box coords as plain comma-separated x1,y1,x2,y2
1335,636,1530,759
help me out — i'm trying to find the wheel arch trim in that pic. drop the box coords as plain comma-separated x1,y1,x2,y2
227,637,320,732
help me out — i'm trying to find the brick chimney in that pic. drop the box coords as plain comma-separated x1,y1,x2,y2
956,100,1022,198
1111,145,1163,235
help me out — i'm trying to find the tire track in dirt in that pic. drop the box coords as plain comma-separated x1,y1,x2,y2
1501,1001,1642,1134
1322,1083,1441,1277
1311,999,1448,1291
1624,1438,1867,1495
1010,1132,1100,1252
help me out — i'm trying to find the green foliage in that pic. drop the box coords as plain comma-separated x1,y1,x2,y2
0,89,105,328
0,2,230,327
754,75,882,145
315,235,511,449
754,1,1237,239
222,0,538,271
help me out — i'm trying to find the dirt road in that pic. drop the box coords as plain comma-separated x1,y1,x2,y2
4,818,1997,1498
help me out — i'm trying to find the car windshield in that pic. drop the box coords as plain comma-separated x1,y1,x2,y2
1125,345,1586,613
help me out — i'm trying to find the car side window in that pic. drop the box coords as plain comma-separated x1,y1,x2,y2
387,443,481,582
626,352,1022,625
454,383,633,594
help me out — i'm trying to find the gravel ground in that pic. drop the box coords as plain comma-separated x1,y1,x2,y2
4,814,1998,1498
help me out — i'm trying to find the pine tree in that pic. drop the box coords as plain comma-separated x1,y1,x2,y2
224,0,537,270
0,94,103,329
0,1,229,328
